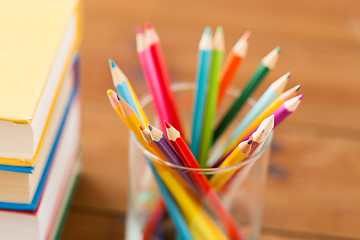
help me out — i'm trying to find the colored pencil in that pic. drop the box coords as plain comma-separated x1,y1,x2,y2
146,158,194,240
136,26,171,133
140,126,192,240
145,23,184,135
117,97,154,153
107,91,192,240
109,58,150,125
210,139,252,191
166,121,245,240
147,125,227,240
199,26,225,168
273,94,302,128
219,116,274,193
149,125,197,192
218,95,302,191
140,125,168,161
212,113,274,168
190,27,213,159
214,46,281,141
228,72,290,143
155,165,228,240
248,115,274,155
218,116,274,193
244,95,303,143
217,31,250,105
106,89,125,121
220,84,301,160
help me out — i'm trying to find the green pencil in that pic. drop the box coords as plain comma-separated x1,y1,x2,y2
213,46,280,141
198,26,224,167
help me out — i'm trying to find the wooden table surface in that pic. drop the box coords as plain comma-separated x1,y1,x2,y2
62,0,360,239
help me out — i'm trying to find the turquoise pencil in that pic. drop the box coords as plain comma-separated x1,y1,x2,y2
229,72,290,142
109,59,144,123
145,157,194,240
198,26,224,167
190,27,213,159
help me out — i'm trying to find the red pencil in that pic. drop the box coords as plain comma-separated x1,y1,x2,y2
165,121,244,240
145,22,184,137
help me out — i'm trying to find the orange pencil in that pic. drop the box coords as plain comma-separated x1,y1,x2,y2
217,31,250,105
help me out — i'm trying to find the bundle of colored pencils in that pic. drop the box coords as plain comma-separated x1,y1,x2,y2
106,23,303,240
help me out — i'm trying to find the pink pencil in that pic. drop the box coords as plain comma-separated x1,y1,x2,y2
136,25,171,133
244,95,303,144
145,23,184,136
273,94,302,128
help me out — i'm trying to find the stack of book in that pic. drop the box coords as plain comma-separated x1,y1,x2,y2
0,0,82,239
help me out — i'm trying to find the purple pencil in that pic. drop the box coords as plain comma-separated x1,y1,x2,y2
244,94,302,140
149,125,198,191
273,94,302,127
213,95,302,168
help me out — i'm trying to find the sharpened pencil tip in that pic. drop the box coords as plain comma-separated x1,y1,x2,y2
204,26,212,36
295,84,301,91
148,125,153,131
247,139,253,144
139,125,145,131
164,120,171,129
116,94,121,101
107,89,113,96
286,71,291,77
275,46,281,53
136,25,143,34
243,30,251,41
216,26,223,34
298,94,303,100
145,22,152,30
109,58,116,68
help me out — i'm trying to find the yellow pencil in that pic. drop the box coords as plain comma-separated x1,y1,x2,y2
139,125,168,161
141,126,227,239
107,89,125,120
219,116,274,193
210,139,252,191
116,97,153,153
155,164,228,240
223,84,300,155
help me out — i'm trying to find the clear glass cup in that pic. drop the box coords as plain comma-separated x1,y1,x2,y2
125,83,272,240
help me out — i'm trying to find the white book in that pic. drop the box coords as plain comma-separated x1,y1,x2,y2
0,98,81,240
0,2,81,160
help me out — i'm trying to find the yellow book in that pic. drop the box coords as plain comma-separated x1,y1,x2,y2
0,0,82,161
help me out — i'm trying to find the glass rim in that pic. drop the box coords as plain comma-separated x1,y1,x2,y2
130,131,272,173
130,82,273,173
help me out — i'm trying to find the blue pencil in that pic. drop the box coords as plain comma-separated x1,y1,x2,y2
109,58,145,124
145,157,194,240
229,72,290,142
190,27,213,159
